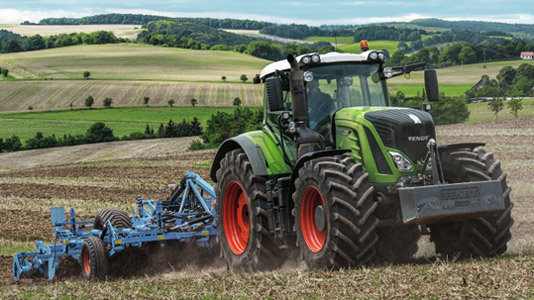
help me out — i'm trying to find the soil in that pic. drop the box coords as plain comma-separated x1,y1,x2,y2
1,119,533,285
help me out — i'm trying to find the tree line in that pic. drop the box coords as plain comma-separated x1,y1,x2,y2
0,119,202,153
139,20,334,60
0,30,124,53
138,20,254,47
259,24,353,40
35,14,172,25
409,18,534,36
35,14,270,30
387,40,534,68
466,63,534,99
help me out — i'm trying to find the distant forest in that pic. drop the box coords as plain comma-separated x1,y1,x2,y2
2,13,533,66
408,19,534,35
37,14,270,30
0,30,124,53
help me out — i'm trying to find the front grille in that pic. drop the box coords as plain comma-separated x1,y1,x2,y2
365,109,436,163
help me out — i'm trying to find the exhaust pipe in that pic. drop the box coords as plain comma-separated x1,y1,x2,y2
286,54,324,158
287,54,308,123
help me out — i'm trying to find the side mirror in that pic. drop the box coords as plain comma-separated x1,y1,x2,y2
424,69,439,102
265,76,284,111
253,74,261,84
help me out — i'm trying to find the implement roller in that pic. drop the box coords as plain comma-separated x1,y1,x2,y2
12,171,217,281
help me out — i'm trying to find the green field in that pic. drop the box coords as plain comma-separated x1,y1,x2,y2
390,83,472,97
339,40,406,55
467,99,534,122
0,44,270,81
0,106,246,142
304,36,355,44
389,59,534,85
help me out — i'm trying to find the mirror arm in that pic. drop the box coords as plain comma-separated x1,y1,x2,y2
388,62,429,78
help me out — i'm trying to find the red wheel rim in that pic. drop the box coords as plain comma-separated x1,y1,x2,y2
223,181,250,255
83,248,91,275
301,186,327,253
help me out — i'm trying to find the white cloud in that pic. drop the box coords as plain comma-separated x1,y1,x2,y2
441,14,534,25
0,7,533,27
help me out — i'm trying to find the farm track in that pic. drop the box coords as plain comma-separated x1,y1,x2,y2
0,119,533,297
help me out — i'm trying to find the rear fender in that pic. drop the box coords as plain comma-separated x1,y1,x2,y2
210,135,268,182
210,131,291,182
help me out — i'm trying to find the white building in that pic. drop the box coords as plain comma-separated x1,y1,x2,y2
520,51,534,59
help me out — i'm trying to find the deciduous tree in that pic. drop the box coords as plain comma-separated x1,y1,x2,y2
84,96,94,109
233,97,241,106
487,98,504,120
103,97,113,108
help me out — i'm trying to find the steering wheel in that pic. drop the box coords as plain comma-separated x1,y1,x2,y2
317,99,344,113
314,115,332,138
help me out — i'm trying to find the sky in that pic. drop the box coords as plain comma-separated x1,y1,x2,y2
0,0,533,26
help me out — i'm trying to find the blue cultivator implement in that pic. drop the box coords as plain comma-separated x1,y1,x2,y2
12,172,217,281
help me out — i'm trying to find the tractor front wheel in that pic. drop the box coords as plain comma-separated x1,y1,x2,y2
81,236,108,281
292,156,379,269
430,147,513,258
215,149,285,271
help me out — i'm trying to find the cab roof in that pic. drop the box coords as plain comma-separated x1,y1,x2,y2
259,51,379,80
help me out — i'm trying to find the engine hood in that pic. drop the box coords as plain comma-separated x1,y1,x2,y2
335,107,436,163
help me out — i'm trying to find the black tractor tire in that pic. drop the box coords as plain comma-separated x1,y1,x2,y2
430,147,513,258
292,155,379,269
215,149,285,272
81,236,109,281
93,209,132,230
373,224,421,264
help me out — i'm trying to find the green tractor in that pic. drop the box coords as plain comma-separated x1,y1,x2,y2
210,48,513,271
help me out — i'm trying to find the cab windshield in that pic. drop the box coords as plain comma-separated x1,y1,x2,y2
303,63,388,130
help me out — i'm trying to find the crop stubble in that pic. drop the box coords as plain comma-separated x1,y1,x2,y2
0,119,533,297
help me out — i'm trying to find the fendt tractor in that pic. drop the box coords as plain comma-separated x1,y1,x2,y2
211,42,513,271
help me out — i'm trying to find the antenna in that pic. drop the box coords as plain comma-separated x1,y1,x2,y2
334,30,338,52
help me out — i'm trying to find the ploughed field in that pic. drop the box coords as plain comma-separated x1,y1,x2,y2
0,119,533,298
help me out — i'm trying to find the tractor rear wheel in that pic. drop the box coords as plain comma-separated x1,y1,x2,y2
81,236,108,281
430,147,513,258
215,149,285,271
292,156,379,269
93,209,132,230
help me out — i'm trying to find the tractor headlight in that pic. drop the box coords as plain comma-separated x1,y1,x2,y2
389,151,413,171
378,52,385,61
302,56,311,64
369,51,378,60
303,71,314,82
383,67,393,78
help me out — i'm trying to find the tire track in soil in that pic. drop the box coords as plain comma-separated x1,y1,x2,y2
0,209,93,242
0,166,211,181
0,184,158,203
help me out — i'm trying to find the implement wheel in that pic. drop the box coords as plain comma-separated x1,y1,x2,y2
215,149,285,271
81,236,108,281
430,147,513,258
293,155,379,269
93,209,132,230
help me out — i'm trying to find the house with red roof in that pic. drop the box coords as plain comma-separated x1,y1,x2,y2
521,51,533,59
